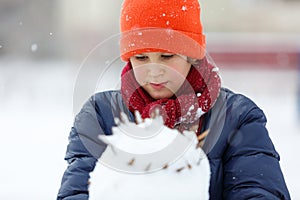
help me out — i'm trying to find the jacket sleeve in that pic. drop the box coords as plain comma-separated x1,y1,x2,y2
57,97,108,200
223,100,290,199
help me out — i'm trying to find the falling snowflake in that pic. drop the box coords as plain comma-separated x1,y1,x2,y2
182,6,187,11
31,44,38,52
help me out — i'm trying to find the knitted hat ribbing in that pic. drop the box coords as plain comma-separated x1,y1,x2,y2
120,0,206,61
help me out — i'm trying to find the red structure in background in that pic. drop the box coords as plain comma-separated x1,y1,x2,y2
210,51,298,70
207,41,300,119
207,43,299,70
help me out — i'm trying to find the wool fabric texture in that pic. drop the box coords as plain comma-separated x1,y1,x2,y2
120,0,206,61
121,58,221,133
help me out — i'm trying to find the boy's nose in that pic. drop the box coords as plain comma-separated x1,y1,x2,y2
147,64,165,77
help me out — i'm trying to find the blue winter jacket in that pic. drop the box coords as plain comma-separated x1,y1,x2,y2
57,88,290,200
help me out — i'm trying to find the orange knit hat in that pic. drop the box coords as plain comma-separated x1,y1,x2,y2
120,0,206,61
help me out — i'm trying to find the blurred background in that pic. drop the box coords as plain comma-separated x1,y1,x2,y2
0,0,299,199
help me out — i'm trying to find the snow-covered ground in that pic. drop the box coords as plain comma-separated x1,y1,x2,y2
0,60,299,199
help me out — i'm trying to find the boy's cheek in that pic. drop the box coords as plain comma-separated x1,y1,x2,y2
133,68,148,82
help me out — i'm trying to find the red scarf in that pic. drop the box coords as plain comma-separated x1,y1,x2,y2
121,58,221,134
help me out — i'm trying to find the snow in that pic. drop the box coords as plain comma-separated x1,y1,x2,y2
212,66,219,72
134,110,143,124
94,116,210,199
125,15,131,21
30,44,38,52
196,107,205,118
0,61,299,199
100,115,181,154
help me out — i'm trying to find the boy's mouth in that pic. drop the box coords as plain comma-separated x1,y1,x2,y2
149,82,168,89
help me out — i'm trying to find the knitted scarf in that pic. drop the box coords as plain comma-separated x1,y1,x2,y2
121,58,221,134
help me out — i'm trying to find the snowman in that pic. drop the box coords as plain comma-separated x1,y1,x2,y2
89,112,211,200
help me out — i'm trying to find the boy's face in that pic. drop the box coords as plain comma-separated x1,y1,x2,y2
130,52,192,99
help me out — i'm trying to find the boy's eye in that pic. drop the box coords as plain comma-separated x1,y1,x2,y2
161,54,174,59
134,55,148,60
